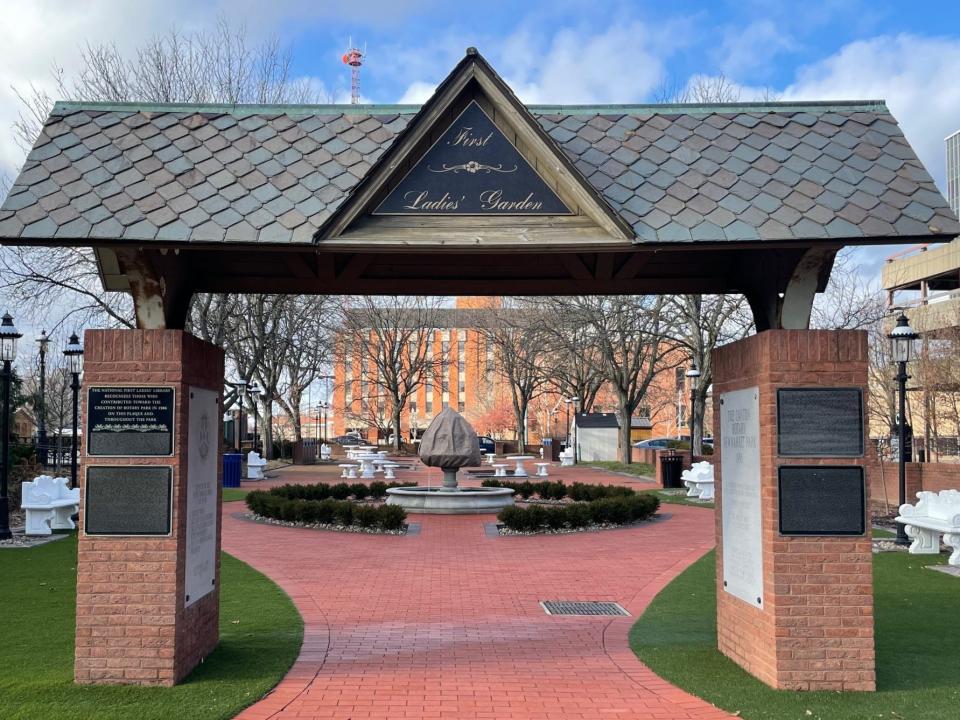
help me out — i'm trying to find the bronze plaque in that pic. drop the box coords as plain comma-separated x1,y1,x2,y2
87,386,175,456
777,388,863,457
84,466,173,536
778,466,865,536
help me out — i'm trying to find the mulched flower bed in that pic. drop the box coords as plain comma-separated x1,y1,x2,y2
242,512,409,535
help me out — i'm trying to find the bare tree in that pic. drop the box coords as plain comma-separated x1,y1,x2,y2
483,303,553,447
810,249,887,330
668,294,752,454
4,19,321,333
338,296,447,451
553,296,678,463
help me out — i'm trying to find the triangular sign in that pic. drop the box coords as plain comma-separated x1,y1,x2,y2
373,101,571,216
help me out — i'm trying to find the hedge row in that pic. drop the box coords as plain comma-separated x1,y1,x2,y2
481,479,636,501
497,494,659,532
268,481,406,501
247,488,407,530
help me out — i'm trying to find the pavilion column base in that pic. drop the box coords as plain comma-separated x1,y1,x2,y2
712,330,876,692
74,330,224,686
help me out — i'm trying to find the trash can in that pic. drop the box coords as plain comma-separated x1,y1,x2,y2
222,453,242,488
660,452,684,489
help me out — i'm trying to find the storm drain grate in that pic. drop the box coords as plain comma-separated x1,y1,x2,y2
541,601,629,616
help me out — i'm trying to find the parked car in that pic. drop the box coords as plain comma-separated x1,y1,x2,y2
633,437,672,449
478,435,496,454
333,433,363,446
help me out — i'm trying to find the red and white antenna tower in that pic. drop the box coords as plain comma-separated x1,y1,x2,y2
341,40,365,105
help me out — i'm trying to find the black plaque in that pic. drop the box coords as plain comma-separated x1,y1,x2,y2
87,386,175,456
777,388,863,457
778,466,865,536
84,466,173,536
374,101,571,215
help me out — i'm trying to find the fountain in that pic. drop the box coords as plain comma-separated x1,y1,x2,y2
386,407,514,514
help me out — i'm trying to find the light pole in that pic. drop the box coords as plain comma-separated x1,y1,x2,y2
0,313,22,540
36,330,50,466
889,312,918,546
686,364,701,455
231,380,248,451
63,333,83,491
249,384,262,454
564,398,572,450
570,396,580,463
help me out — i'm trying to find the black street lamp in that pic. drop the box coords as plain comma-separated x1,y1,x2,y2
889,312,918,546
564,398,572,450
249,384,262,454
686,364,702,455
569,396,580,463
63,333,83,491
36,330,50,466
230,380,248,451
0,313,22,540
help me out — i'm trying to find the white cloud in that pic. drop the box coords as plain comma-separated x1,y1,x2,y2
397,80,435,104
718,20,797,80
782,33,960,191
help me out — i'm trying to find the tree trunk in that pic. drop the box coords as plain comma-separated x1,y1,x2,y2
618,408,632,464
392,403,402,452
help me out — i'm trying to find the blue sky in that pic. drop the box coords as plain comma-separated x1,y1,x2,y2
2,0,960,277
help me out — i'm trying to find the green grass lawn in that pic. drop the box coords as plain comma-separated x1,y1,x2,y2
586,461,656,478
222,488,249,503
643,489,715,509
1,535,302,720
631,550,960,720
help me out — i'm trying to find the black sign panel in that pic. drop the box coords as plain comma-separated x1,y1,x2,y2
777,388,863,457
374,101,571,216
84,466,173,536
778,466,865,536
87,386,175,456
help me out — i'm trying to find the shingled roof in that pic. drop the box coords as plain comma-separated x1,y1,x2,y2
1,98,957,245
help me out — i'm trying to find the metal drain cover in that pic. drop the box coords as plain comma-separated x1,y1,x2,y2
541,601,629,616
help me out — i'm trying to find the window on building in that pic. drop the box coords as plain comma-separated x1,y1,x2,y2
675,367,685,389
458,400,465,412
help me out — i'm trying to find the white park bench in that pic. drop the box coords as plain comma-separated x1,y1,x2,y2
492,463,508,478
319,443,332,461
681,461,715,500
21,475,80,535
247,450,267,480
339,463,359,479
559,447,575,467
381,462,399,480
896,489,960,566
535,462,550,477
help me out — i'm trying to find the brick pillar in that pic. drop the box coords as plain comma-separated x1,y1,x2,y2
712,330,875,692
75,330,224,686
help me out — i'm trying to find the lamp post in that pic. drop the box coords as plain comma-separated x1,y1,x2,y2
564,398,572,450
249,384,261,454
889,313,918,546
63,333,83,491
686,364,701,455
570,396,580,463
0,313,22,540
36,330,50,466
231,380,248,451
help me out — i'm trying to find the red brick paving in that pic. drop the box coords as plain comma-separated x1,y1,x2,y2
224,464,731,719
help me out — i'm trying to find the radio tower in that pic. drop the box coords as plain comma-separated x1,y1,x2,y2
341,41,365,105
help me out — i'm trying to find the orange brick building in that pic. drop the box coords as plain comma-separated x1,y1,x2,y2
331,297,697,444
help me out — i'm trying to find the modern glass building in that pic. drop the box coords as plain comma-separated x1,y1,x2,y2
948,129,960,217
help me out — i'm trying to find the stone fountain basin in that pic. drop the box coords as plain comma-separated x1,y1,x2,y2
386,486,514,514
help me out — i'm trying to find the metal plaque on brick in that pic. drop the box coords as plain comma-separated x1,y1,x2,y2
777,388,863,457
778,466,865,536
87,386,175,456
720,386,764,609
84,466,173,536
185,387,219,608
374,100,571,216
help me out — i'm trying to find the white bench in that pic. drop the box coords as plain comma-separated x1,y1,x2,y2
247,451,267,480
681,461,715,501
21,475,80,535
492,463,508,478
319,443,332,461
535,462,550,477
381,462,399,480
559,448,575,467
339,463,359,479
896,489,960,566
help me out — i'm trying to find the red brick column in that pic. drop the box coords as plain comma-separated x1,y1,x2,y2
75,330,224,686
712,330,875,692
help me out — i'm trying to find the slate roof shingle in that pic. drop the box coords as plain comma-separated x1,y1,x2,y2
1,100,957,244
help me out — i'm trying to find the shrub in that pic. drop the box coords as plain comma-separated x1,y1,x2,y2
496,493,659,532
354,504,379,527
329,482,352,500
368,481,388,498
245,485,408,531
349,482,370,499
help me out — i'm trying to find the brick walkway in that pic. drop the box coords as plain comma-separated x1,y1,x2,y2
224,464,730,720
